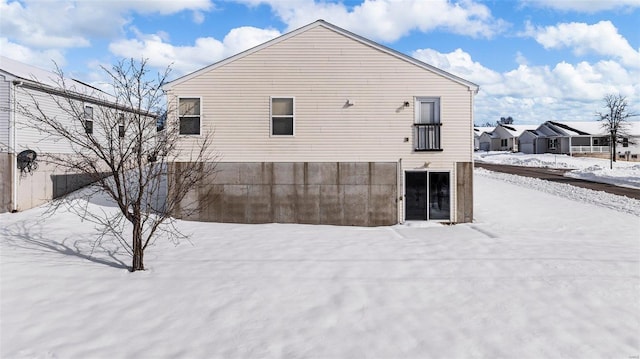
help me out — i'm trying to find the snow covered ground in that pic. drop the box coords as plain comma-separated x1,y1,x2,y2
1,170,639,358
475,151,640,189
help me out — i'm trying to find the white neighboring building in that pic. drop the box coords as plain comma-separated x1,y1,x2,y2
0,56,148,212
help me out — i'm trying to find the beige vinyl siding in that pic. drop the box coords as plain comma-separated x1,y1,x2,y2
169,26,473,165
0,75,9,152
168,25,474,222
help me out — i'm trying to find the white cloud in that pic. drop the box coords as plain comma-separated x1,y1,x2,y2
125,0,213,15
413,48,640,124
524,21,640,68
108,27,281,76
221,26,283,55
0,38,66,68
192,11,206,24
0,0,213,49
413,48,502,85
234,0,508,42
520,0,640,13
515,51,528,66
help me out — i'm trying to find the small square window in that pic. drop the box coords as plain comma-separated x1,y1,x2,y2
271,97,294,136
179,98,201,135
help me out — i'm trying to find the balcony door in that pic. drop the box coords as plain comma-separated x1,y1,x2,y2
405,171,450,221
414,97,441,151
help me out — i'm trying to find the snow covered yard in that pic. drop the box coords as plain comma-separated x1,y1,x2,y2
476,151,640,189
1,170,639,358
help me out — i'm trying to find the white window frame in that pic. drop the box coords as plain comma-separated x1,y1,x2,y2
413,97,442,151
84,105,94,135
178,97,202,136
118,113,125,138
270,96,295,137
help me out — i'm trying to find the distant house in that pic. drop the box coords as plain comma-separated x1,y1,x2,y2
517,121,640,160
477,131,498,152
0,56,149,212
492,124,538,152
474,126,494,150
476,124,536,152
517,130,541,154
164,20,479,225
476,118,640,160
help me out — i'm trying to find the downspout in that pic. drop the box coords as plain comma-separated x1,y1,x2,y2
397,158,403,224
10,80,20,212
470,88,476,223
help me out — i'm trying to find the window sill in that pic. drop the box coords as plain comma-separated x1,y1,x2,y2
414,149,443,152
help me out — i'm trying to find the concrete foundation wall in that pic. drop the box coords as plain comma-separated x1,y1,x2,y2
51,172,110,199
456,162,473,223
0,153,11,213
172,162,398,226
12,157,107,212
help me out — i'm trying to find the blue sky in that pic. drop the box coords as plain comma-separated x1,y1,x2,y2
1,0,639,124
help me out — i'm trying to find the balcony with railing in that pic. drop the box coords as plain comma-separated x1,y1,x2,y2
414,123,442,151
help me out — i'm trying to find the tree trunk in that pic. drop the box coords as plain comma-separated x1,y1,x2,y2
131,221,144,271
610,134,614,169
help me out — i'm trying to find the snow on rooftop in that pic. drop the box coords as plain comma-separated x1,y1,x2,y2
474,126,495,132
0,55,105,97
498,124,538,137
474,126,495,136
1,55,63,87
549,121,640,136
549,121,606,136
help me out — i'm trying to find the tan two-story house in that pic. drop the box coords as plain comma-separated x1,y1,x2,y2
164,20,478,226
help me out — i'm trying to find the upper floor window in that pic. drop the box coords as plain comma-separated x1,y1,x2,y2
414,97,441,151
623,137,629,147
84,106,93,135
118,113,125,138
271,97,294,136
179,98,201,135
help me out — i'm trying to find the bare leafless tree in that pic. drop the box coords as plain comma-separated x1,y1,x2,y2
15,59,217,271
596,94,637,169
